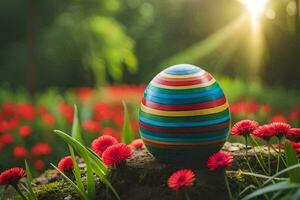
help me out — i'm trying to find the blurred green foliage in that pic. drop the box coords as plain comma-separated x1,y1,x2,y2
0,0,299,89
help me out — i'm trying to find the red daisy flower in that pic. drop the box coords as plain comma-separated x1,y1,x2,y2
82,120,101,133
167,169,195,192
0,133,14,145
207,151,233,171
57,103,74,124
58,156,74,173
289,142,300,154
91,135,118,157
270,114,288,123
287,128,300,142
13,146,29,159
129,139,144,149
0,167,26,186
231,120,259,136
34,160,45,170
102,143,132,166
31,143,52,156
17,103,36,120
19,125,32,138
252,125,275,140
269,122,291,138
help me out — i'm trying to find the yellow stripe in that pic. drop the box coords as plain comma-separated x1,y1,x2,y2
142,137,225,146
159,70,205,78
141,102,229,116
150,78,216,89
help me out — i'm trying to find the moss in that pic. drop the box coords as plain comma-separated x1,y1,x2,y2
38,181,81,200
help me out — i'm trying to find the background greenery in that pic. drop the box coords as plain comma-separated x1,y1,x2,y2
0,0,299,91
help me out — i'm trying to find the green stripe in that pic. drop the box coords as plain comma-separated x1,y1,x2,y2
148,81,219,94
139,109,230,122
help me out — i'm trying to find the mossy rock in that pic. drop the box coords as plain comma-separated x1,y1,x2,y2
7,142,281,200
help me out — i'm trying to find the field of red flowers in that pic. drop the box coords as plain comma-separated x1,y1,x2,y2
0,83,299,173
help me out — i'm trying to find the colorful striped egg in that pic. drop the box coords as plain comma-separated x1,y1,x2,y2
139,64,230,163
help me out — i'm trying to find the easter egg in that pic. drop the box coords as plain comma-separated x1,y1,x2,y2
139,64,230,163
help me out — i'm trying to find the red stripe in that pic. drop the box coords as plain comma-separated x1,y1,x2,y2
153,73,213,86
142,97,226,111
139,121,230,133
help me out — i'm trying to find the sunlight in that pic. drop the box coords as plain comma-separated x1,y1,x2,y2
241,0,268,25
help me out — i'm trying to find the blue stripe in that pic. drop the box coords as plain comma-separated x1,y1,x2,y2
144,91,224,104
164,64,201,75
139,127,229,138
145,87,222,99
139,115,230,127
141,131,228,142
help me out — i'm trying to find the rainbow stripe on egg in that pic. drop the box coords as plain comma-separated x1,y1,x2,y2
139,64,231,163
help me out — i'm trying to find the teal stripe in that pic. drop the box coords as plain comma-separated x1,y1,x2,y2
144,91,224,104
139,127,229,138
148,82,219,94
139,115,230,127
141,131,228,142
145,87,222,99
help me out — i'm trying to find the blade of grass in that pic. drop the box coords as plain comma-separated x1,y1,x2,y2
72,105,84,145
264,163,300,185
24,160,37,200
241,181,300,200
54,130,107,174
122,101,134,144
51,164,88,200
69,146,85,193
285,142,300,183
54,130,120,199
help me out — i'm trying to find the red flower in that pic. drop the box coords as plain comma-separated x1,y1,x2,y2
34,160,45,170
0,167,26,186
287,128,300,142
102,127,121,140
269,122,291,138
57,103,74,124
7,119,19,130
1,101,16,118
94,103,113,121
289,107,299,121
252,125,275,140
19,125,32,138
58,156,74,173
207,151,233,171
289,142,300,154
113,113,124,127
102,144,132,166
17,103,35,120
91,135,118,157
73,87,94,101
130,139,144,149
0,133,14,145
13,146,29,159
31,143,52,156
82,120,100,133
270,114,288,123
168,169,195,192
231,120,259,136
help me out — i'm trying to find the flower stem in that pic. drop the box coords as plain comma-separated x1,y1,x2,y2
224,175,234,200
249,137,268,174
267,142,271,175
276,137,281,173
183,189,190,200
12,185,27,200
